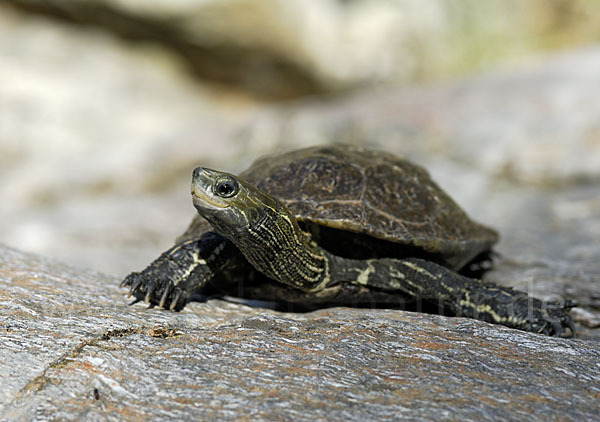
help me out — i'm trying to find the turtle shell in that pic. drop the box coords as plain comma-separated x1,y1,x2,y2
180,145,498,270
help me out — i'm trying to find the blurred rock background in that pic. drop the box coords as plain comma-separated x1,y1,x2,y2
1,0,599,322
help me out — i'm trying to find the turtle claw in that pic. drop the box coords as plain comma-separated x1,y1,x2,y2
533,308,575,338
555,314,576,338
144,282,156,304
550,321,563,337
567,318,576,336
120,272,140,296
120,276,131,288
545,300,576,338
170,289,182,311
159,282,173,309
120,269,190,311
129,276,144,298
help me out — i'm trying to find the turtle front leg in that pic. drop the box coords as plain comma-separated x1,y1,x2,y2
121,232,240,310
330,256,575,337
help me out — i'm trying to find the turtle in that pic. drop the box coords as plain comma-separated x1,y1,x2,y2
122,145,574,336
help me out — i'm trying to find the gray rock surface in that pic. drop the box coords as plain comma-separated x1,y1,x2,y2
1,244,599,421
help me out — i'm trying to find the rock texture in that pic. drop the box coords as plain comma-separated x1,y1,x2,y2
1,244,599,421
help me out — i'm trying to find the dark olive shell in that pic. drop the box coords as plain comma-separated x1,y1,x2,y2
180,145,498,270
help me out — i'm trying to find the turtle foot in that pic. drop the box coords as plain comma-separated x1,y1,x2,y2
121,270,187,311
512,297,576,338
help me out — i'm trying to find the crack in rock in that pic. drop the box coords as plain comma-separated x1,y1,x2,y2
11,325,181,402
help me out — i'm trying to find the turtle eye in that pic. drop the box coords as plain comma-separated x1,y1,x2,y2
214,177,239,198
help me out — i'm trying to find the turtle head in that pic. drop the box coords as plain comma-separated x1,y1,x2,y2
191,167,287,240
191,166,328,290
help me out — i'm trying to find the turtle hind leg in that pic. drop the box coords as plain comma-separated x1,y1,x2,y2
121,231,239,310
329,255,575,337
